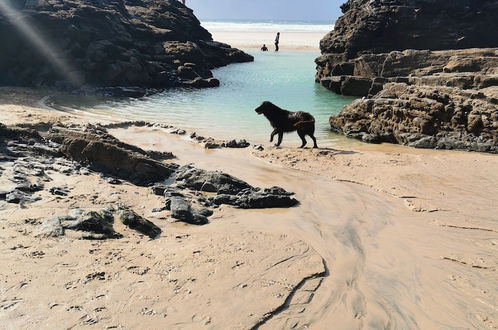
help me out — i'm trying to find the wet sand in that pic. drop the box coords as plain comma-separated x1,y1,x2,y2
1,88,498,329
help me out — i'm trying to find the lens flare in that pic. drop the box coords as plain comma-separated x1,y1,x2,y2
0,1,83,87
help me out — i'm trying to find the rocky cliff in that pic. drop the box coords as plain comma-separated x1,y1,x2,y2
0,0,253,90
317,0,498,153
320,0,498,59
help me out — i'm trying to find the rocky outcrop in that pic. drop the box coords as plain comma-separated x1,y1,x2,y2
319,0,498,59
1,121,300,233
318,48,498,97
331,83,498,152
175,166,299,210
47,126,178,185
317,0,498,152
0,0,253,90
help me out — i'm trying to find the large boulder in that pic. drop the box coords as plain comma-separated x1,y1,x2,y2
0,0,253,89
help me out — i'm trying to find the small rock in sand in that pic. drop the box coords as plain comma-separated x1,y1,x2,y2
118,209,161,238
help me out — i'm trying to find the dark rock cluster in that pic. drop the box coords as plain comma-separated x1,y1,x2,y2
316,0,498,153
174,165,299,210
1,121,299,239
0,0,253,90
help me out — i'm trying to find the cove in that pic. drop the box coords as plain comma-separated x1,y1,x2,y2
52,51,355,145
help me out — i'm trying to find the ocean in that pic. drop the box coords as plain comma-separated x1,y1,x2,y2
201,19,333,33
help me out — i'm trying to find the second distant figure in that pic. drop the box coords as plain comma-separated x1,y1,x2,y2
261,44,268,51
275,32,280,52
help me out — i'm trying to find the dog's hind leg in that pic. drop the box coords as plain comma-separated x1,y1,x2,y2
270,129,278,142
298,130,307,148
310,133,318,148
276,132,284,147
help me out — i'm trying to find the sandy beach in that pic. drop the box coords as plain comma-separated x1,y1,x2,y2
210,31,325,51
1,88,497,329
2,0,498,328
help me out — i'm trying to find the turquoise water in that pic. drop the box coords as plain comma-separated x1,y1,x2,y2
56,51,355,144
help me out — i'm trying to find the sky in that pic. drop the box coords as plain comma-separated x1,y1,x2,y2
187,0,343,22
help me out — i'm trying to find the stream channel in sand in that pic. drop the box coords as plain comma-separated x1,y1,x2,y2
108,126,495,329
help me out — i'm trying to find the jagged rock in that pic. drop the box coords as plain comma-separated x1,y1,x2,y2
330,83,498,153
63,209,118,237
222,139,250,148
48,127,177,185
176,166,252,194
168,196,208,225
171,129,187,135
175,166,300,209
5,190,33,204
119,209,161,238
15,182,43,193
49,186,70,196
196,208,213,218
0,0,253,89
169,197,193,220
37,216,67,238
38,209,121,239
210,186,299,209
204,141,222,149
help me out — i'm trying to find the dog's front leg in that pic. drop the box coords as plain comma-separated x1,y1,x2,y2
270,129,278,142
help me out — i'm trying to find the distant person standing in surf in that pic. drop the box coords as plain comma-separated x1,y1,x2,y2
275,32,280,52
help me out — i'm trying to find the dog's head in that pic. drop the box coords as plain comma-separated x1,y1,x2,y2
255,101,274,115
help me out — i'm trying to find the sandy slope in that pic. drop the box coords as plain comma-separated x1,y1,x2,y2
1,89,498,329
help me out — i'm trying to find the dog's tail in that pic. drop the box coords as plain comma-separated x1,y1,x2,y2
293,120,315,128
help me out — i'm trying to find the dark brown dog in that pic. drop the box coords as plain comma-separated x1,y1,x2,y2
255,101,318,148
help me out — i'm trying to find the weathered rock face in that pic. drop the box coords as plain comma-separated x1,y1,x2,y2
320,0,498,59
318,0,498,152
331,83,498,152
318,48,498,97
0,0,253,89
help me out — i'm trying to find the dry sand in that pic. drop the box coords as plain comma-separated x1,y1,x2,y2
210,31,325,51
1,88,498,329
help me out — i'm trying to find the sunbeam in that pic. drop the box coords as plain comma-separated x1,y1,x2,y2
0,1,83,87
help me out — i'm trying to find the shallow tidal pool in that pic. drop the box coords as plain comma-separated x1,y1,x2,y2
53,50,355,145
